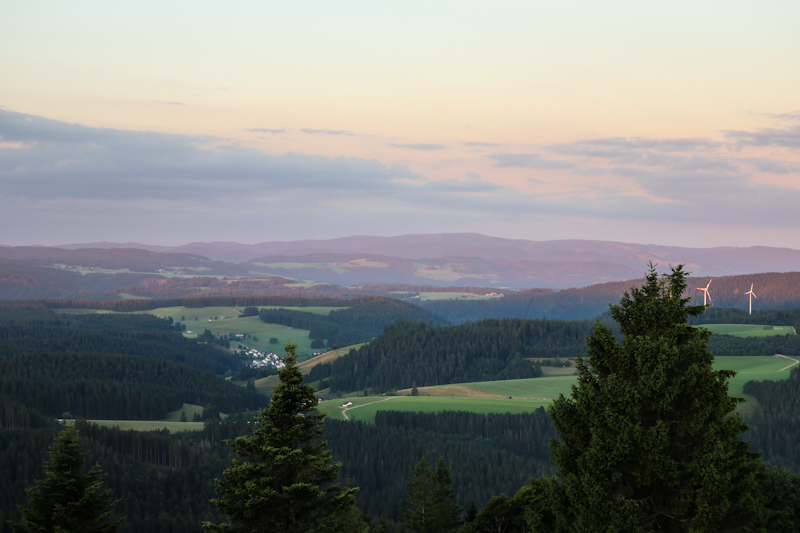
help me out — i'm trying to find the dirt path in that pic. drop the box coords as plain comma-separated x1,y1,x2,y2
775,354,800,372
341,397,397,421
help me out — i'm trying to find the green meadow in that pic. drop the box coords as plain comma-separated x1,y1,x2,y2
87,420,205,432
318,396,551,423
703,324,796,337
182,315,316,355
416,292,504,301
315,356,798,424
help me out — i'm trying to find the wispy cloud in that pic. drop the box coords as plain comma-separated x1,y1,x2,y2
487,152,574,169
462,141,502,148
300,128,355,136
761,111,800,122
247,127,287,134
725,125,800,149
3,109,800,246
389,143,448,151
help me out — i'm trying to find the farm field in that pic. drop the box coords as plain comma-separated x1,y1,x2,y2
411,292,504,301
55,304,342,355
318,396,550,423
162,403,205,422
87,420,204,432
253,344,365,393
183,315,316,355
703,324,796,337
317,356,798,424
252,305,347,315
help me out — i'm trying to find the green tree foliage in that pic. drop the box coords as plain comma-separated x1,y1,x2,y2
0,313,240,373
9,425,123,533
205,342,357,533
307,318,593,392
459,477,557,533
548,264,767,531
258,296,448,349
743,367,800,469
0,352,263,420
399,458,461,533
326,410,556,521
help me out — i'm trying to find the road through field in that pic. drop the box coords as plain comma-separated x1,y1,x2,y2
341,397,397,420
776,354,800,372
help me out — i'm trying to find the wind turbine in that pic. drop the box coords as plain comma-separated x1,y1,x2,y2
746,283,757,315
697,279,713,306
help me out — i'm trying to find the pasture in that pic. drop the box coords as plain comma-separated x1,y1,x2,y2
318,396,550,423
183,315,316,355
254,344,364,393
703,324,796,337
415,292,504,301
163,403,205,422
318,356,798,423
87,420,204,432
250,305,347,315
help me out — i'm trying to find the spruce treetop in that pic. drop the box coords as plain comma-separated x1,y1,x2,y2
10,425,122,533
548,264,767,532
204,341,357,533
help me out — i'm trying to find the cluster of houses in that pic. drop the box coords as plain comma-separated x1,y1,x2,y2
248,348,285,369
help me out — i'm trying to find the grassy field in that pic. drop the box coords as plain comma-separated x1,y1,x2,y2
703,324,796,337
253,344,365,393
87,420,205,432
56,304,342,356
250,306,348,316
417,292,504,301
162,403,205,422
182,316,317,355
316,356,798,423
318,396,550,423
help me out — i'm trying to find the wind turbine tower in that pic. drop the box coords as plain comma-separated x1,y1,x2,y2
697,279,713,306
746,283,757,315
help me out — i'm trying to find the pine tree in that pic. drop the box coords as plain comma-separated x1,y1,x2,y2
399,457,461,533
204,341,357,533
10,425,122,533
548,264,767,531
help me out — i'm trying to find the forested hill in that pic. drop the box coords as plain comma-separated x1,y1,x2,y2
259,296,450,348
0,352,264,420
419,271,800,323
0,308,266,420
0,312,241,374
307,318,589,392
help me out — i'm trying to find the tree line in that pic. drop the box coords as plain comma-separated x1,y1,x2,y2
0,313,242,373
0,352,265,420
307,318,589,392
258,296,450,349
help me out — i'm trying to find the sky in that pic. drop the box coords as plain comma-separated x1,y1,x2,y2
1,1,799,248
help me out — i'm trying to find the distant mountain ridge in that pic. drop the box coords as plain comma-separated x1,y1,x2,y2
47,233,800,289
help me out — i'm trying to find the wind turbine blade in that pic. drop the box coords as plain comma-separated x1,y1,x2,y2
707,291,712,303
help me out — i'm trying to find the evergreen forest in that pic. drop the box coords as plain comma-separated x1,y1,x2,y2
4,289,800,531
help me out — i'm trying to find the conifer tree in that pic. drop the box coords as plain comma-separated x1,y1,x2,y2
10,425,122,533
399,457,461,533
204,341,357,533
548,264,766,531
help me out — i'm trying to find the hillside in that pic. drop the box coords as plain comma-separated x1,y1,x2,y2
420,271,800,322
50,233,800,288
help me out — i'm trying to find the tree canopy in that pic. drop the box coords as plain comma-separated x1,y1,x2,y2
548,264,767,531
204,342,357,533
10,424,122,533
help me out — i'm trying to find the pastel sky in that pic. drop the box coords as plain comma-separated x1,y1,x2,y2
1,1,799,248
